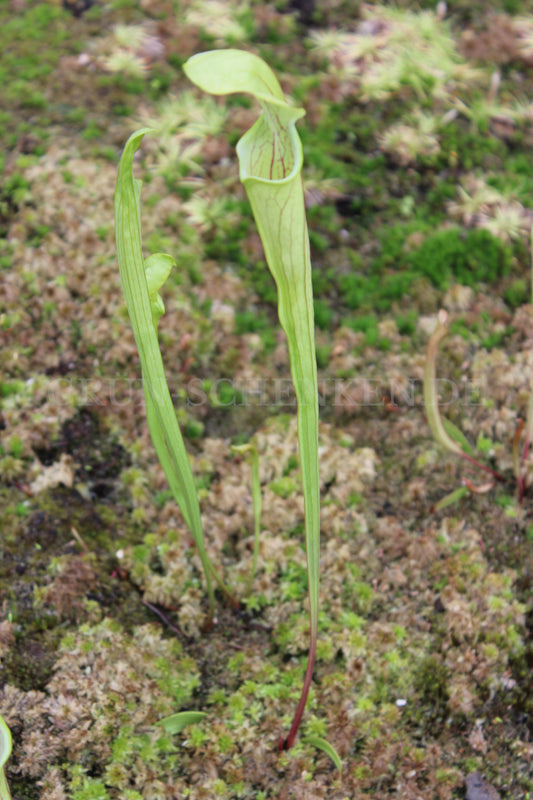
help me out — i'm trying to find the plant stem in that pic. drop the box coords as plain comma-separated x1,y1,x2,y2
280,628,317,750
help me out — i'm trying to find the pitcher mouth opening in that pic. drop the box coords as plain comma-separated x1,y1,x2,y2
237,104,305,186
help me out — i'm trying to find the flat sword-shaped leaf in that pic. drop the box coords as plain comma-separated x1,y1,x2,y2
115,129,229,624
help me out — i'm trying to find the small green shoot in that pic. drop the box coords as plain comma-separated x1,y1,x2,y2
0,714,12,800
432,485,469,513
431,479,494,513
425,225,533,504
158,711,207,734
424,311,472,460
424,309,504,485
442,418,474,457
303,735,342,772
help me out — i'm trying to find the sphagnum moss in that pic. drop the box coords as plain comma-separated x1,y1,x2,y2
3,2,533,797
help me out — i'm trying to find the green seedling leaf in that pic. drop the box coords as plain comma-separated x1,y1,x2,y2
144,252,174,330
303,736,342,772
0,714,12,800
442,418,474,456
424,311,464,459
424,310,504,485
185,49,320,750
144,253,173,296
158,711,207,734
432,485,469,512
115,129,233,625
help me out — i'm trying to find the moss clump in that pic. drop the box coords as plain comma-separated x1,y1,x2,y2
234,309,271,335
239,259,277,306
1,620,202,797
505,278,529,308
409,227,511,289
269,476,298,499
313,298,333,330
413,655,450,723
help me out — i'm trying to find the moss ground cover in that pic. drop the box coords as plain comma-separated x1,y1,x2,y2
1,1,533,798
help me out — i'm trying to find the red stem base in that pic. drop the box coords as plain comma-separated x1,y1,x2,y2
279,636,317,751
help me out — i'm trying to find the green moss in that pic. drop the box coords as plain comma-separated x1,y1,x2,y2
281,562,308,601
238,259,277,305
449,316,474,339
283,454,299,475
210,382,243,407
0,2,75,152
342,313,378,334
205,229,248,264
438,123,506,171
184,418,204,440
413,656,450,721
481,326,513,349
409,227,511,289
71,777,111,800
351,581,375,613
1,171,31,206
0,379,25,398
269,476,298,498
315,344,331,369
234,309,271,334
505,278,529,308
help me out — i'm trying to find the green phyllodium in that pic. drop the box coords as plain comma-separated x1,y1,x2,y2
184,49,320,750
158,711,207,734
115,130,233,628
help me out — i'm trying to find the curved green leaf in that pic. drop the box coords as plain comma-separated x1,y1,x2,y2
144,252,174,330
442,418,474,456
158,711,207,734
303,735,342,772
115,129,230,622
432,485,469,512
